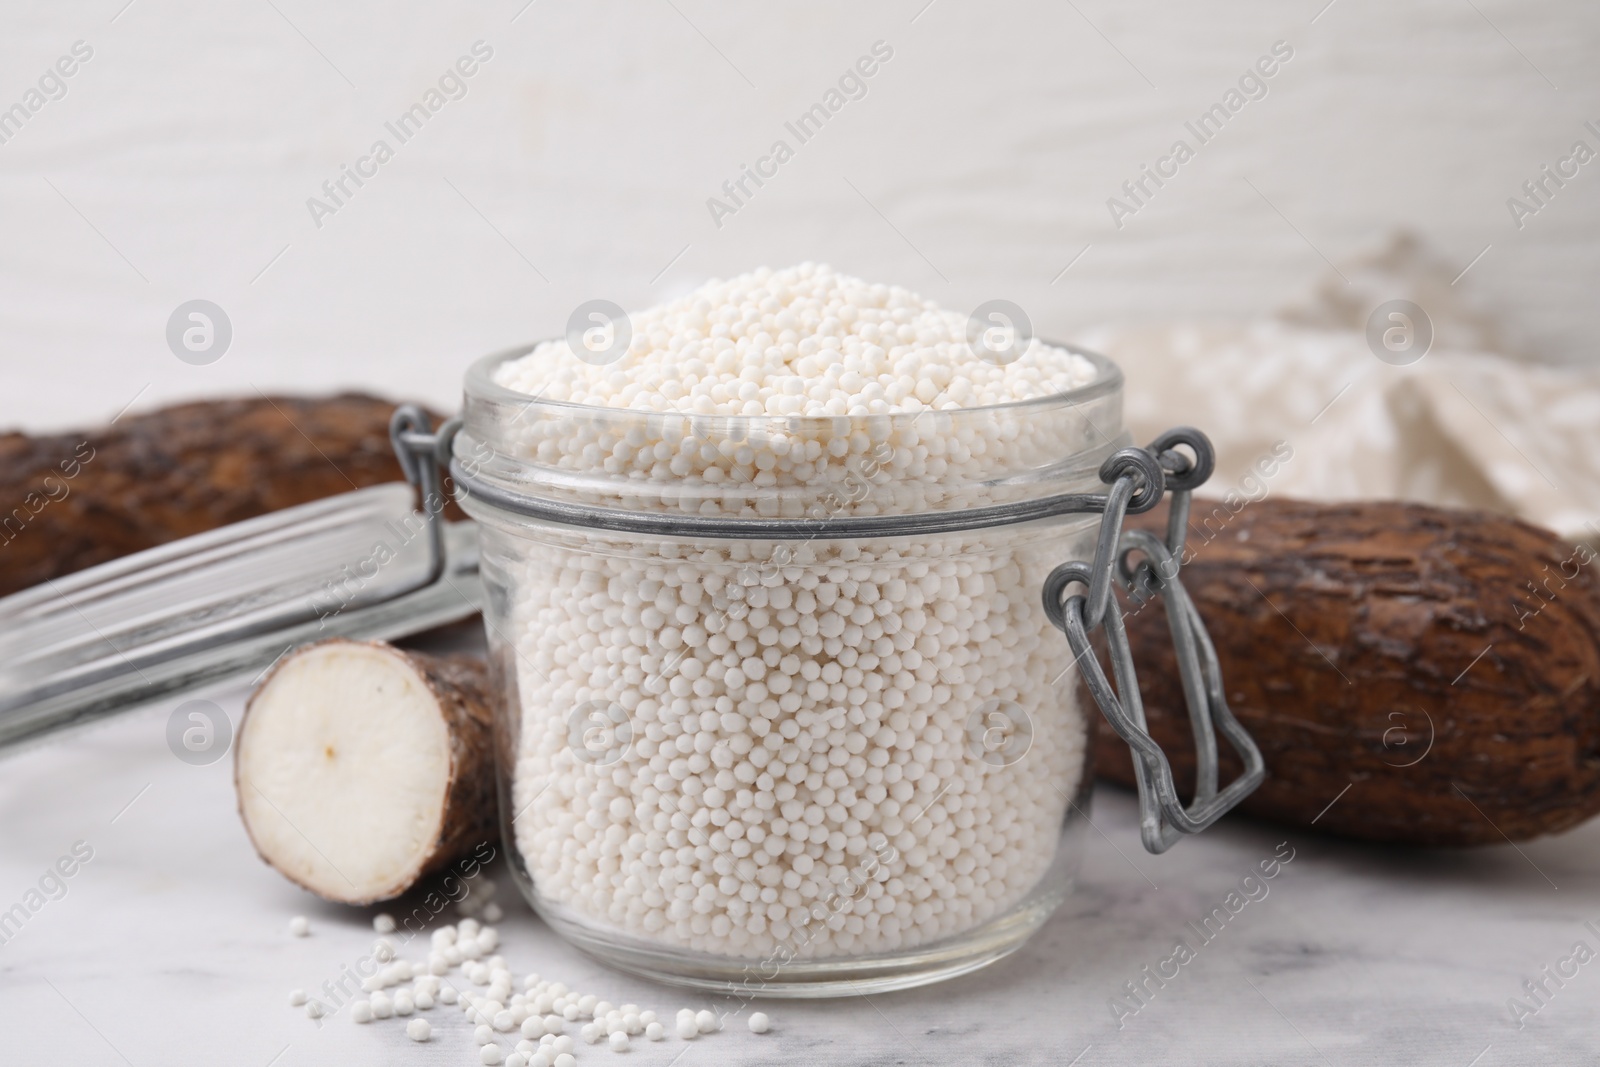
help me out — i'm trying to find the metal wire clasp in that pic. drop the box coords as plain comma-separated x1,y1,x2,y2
1042,427,1265,854
389,405,462,587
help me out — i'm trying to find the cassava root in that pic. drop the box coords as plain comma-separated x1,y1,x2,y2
237,640,497,904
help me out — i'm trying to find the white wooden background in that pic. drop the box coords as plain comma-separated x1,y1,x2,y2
1,0,1595,431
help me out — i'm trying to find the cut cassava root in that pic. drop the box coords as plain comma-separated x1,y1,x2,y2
0,393,446,598
1098,498,1600,846
237,640,497,904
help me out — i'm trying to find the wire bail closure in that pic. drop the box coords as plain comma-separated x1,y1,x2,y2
388,405,461,588
1042,427,1264,853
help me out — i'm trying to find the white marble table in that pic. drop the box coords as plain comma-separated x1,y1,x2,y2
2,675,1596,1067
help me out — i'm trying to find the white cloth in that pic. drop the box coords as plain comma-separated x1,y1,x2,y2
1072,235,1600,546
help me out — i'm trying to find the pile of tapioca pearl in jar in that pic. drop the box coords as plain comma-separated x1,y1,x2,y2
493,267,1094,959
507,527,1088,959
289,915,772,1065
491,263,1107,518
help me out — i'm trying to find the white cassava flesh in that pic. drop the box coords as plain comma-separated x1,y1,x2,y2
236,639,496,904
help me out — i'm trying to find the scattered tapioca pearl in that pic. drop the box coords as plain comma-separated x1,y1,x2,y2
748,1012,771,1033
287,989,307,1007
484,903,504,922
289,920,776,1060
373,913,396,933
287,916,309,937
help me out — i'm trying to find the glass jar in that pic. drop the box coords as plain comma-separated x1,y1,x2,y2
443,342,1249,997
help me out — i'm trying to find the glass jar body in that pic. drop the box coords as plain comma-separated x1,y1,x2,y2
472,512,1098,996
457,342,1124,995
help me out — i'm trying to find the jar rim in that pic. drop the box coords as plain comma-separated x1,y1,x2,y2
455,339,1128,534
462,339,1124,424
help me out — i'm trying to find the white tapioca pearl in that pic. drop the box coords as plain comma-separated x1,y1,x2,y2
499,285,1091,961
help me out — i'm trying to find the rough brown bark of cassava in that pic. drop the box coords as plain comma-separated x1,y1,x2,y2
1093,498,1600,846
0,394,446,598
236,639,498,904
